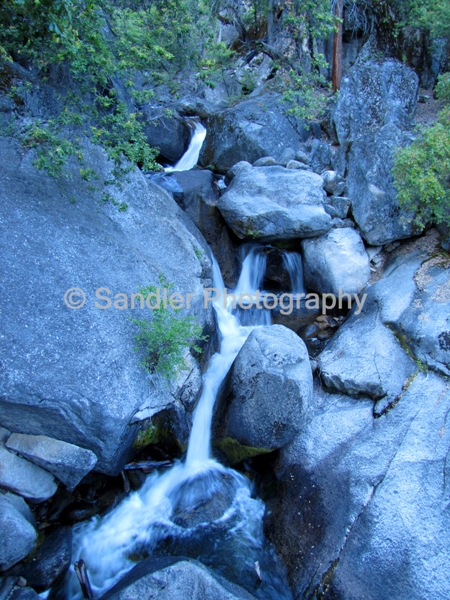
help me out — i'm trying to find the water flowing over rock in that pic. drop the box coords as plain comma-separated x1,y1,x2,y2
333,59,420,245
301,228,371,296
60,255,291,600
218,165,332,241
214,326,312,461
164,121,206,172
0,137,212,475
199,95,305,173
140,106,191,163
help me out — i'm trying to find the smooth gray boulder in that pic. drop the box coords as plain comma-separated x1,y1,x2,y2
334,59,419,145
0,137,212,475
5,434,97,491
199,95,303,173
218,166,332,241
319,310,417,402
224,160,252,185
214,326,312,460
347,122,417,245
264,371,450,600
100,557,257,600
301,228,370,296
0,445,57,502
0,493,37,571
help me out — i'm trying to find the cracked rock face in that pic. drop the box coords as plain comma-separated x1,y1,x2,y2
263,244,450,599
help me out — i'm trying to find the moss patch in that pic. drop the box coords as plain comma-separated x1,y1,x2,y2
213,437,272,465
133,423,165,449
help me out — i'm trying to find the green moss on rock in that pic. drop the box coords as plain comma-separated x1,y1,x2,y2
213,437,272,465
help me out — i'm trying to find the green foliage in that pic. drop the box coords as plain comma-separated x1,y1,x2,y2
393,73,450,229
20,120,81,178
0,0,220,179
130,274,207,379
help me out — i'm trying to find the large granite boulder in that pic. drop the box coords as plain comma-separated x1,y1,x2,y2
0,137,212,475
333,59,420,245
334,59,419,144
218,166,332,241
301,228,370,296
199,95,304,173
264,371,450,600
347,122,417,245
214,326,312,462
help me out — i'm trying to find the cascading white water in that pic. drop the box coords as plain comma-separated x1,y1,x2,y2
164,121,206,172
65,248,280,600
282,252,306,295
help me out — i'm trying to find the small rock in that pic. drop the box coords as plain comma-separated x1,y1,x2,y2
295,150,310,164
0,446,57,502
310,140,332,174
6,434,97,491
302,228,370,296
0,428,10,443
10,589,41,600
277,148,296,166
224,161,252,185
215,326,312,456
21,527,72,592
322,171,346,196
0,493,37,571
286,160,308,170
253,156,277,167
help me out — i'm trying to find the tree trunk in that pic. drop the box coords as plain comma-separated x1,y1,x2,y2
268,0,275,46
332,0,343,92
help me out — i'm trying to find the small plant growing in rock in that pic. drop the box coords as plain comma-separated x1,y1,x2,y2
393,73,450,229
130,274,207,379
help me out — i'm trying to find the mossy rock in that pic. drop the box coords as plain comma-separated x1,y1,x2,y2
213,437,272,465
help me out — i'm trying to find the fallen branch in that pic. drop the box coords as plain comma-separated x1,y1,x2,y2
74,560,94,600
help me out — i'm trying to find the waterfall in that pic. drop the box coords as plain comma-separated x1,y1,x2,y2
65,250,288,600
164,121,206,172
282,252,306,295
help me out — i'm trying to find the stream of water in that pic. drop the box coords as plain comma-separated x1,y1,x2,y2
164,121,206,172
64,246,292,600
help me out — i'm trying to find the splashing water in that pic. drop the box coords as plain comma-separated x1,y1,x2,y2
164,121,206,172
65,250,289,600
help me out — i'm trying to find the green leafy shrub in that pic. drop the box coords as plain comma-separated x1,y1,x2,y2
130,275,208,379
393,73,450,228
